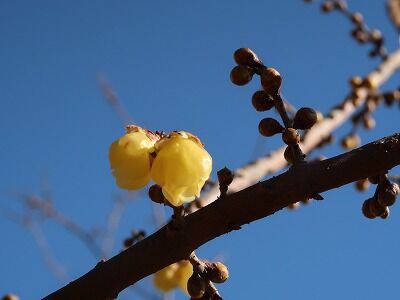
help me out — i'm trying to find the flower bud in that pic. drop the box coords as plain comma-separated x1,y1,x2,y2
1,295,19,300
377,183,399,207
293,107,318,130
217,167,234,187
260,67,282,95
355,179,369,192
258,118,284,137
148,184,165,204
284,146,295,164
349,76,363,89
230,65,253,86
341,134,360,150
251,90,275,111
187,273,206,299
282,128,300,145
369,197,386,217
362,199,375,219
233,48,261,67
362,116,375,130
321,1,334,12
351,12,363,25
206,262,229,283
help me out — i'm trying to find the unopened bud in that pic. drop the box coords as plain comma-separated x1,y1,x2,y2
230,65,253,86
321,1,334,12
341,134,360,150
351,12,363,25
362,199,375,219
260,67,282,95
355,179,369,192
377,183,399,207
217,167,234,187
284,146,295,164
148,184,165,204
282,128,300,145
293,107,318,130
258,118,284,137
369,197,386,217
187,273,206,299
251,90,275,111
233,48,262,67
206,262,229,283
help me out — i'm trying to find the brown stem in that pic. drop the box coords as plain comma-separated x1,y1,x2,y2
44,132,400,300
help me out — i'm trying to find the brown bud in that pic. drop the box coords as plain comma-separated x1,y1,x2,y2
258,118,284,137
321,1,334,12
251,90,275,111
260,67,282,95
282,128,300,145
377,183,399,207
187,273,206,299
233,48,261,67
148,184,165,204
284,146,295,164
370,30,382,43
287,202,300,210
217,167,234,187
206,262,229,283
355,179,369,192
352,29,369,44
365,100,377,112
293,107,318,130
362,199,375,219
334,0,347,11
362,116,375,130
351,12,363,25
363,76,378,90
369,197,386,217
349,76,363,89
341,134,360,150
230,65,253,86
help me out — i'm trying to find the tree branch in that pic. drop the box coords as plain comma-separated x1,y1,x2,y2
43,132,400,300
189,49,400,213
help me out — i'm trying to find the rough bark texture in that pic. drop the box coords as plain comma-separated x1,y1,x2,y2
44,132,400,300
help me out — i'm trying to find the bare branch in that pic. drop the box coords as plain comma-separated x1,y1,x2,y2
44,132,400,300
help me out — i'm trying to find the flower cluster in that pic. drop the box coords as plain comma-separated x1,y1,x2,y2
109,126,212,207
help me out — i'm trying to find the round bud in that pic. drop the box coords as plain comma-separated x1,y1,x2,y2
233,48,261,67
260,67,282,95
148,184,165,204
363,76,378,90
351,12,363,25
251,91,275,111
355,179,369,192
381,207,390,219
287,202,300,210
258,118,284,137
370,30,382,43
230,65,253,86
187,273,206,299
321,1,334,12
341,134,360,150
334,0,347,11
362,116,375,130
206,262,229,283
362,199,375,219
293,107,318,130
284,146,295,164
349,76,363,89
282,128,300,145
369,197,386,217
217,167,234,187
351,29,369,44
377,183,399,207
365,100,377,112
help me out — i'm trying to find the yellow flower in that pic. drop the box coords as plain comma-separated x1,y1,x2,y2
153,260,193,294
109,125,158,190
150,131,212,206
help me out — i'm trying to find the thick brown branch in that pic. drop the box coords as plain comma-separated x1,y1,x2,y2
44,132,400,300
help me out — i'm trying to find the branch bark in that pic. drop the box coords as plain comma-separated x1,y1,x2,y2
44,132,400,300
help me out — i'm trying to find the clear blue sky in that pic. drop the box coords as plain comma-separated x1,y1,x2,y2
1,1,400,299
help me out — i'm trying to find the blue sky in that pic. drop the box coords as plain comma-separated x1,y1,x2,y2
1,1,400,299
